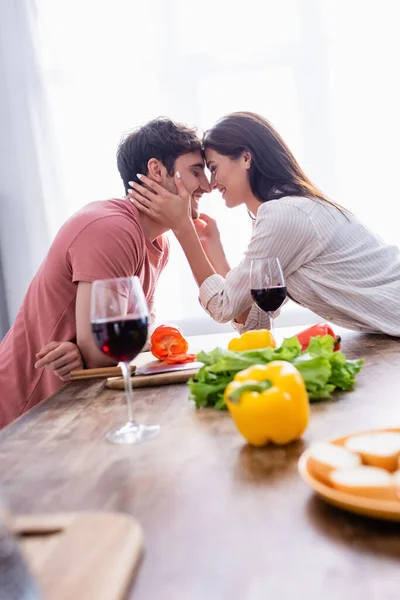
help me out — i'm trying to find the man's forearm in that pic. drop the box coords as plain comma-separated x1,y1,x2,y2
76,281,120,369
78,342,117,369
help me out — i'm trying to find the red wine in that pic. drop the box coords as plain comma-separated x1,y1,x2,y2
251,287,287,312
91,316,148,362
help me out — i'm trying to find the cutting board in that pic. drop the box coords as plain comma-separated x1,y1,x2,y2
106,367,199,390
14,512,143,600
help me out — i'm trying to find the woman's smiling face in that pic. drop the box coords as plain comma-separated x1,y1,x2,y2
205,148,252,208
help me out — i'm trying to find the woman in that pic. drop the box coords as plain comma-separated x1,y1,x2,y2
129,111,400,335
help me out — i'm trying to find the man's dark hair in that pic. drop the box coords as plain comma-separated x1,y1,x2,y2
117,117,202,194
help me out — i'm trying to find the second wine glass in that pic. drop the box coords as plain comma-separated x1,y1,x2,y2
250,258,287,338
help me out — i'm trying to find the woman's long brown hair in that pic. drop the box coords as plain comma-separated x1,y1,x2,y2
203,111,344,212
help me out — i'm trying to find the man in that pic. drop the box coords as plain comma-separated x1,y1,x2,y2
0,117,210,428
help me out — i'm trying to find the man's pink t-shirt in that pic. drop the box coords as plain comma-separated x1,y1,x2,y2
0,198,169,428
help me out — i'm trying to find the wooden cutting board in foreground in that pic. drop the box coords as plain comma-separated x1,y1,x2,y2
14,512,143,600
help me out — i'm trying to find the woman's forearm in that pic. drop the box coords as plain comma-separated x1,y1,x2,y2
174,221,217,287
174,220,253,325
203,245,231,277
234,308,251,325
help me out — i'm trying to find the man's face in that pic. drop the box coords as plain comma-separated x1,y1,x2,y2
168,151,211,219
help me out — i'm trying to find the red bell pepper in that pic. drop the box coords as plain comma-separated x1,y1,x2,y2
150,325,196,363
296,323,341,352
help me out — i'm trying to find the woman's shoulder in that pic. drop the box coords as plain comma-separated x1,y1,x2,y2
257,195,315,219
258,195,349,223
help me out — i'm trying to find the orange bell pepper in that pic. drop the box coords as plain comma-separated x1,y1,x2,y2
150,325,196,364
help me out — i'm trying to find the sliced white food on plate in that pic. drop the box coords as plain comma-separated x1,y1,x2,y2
307,442,361,485
330,466,396,501
344,432,400,472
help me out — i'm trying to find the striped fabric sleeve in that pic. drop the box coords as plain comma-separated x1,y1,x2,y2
199,200,320,329
231,303,272,334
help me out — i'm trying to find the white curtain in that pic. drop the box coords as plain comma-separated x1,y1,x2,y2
0,0,67,335
2,0,400,335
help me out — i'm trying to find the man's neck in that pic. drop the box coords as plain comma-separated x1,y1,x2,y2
137,212,169,242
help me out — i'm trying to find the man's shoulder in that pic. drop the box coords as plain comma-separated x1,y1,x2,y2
56,199,144,247
68,198,136,227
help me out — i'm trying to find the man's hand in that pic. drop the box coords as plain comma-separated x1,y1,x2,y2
128,172,191,233
35,341,83,381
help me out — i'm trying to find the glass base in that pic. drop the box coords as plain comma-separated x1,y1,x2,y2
106,421,160,445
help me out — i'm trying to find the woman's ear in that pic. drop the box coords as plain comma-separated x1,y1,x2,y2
147,158,165,182
243,151,252,170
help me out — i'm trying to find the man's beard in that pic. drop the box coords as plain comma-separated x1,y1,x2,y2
167,179,199,219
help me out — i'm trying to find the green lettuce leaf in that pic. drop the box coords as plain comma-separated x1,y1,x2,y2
329,353,364,391
292,354,333,400
188,334,363,410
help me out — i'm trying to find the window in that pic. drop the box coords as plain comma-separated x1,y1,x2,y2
35,0,400,332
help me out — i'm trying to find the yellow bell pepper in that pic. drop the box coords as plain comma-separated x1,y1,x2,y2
224,361,309,446
228,329,276,352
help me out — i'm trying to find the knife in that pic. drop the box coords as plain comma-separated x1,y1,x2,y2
135,361,203,376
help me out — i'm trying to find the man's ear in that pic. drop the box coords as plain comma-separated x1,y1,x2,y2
147,158,166,183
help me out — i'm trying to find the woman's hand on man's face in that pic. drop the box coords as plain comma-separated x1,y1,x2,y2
128,172,192,233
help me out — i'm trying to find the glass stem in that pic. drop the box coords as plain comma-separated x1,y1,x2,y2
119,361,138,427
269,311,275,339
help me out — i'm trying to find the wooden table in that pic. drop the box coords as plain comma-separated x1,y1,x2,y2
1,326,400,599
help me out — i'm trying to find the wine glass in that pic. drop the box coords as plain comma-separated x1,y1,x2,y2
250,258,287,338
91,276,160,445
